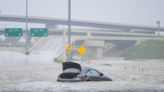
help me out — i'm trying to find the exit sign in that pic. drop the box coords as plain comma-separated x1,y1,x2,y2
30,28,48,37
5,28,23,37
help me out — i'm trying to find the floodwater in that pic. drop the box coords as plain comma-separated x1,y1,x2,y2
0,51,164,92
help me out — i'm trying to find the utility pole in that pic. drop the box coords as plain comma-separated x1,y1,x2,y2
25,0,29,55
67,0,72,61
156,21,160,37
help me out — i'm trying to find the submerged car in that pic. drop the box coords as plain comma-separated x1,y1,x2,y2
57,62,112,82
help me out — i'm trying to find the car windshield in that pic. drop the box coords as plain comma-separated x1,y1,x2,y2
86,69,100,76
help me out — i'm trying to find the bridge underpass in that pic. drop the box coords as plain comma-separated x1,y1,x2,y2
73,39,137,59
62,29,164,59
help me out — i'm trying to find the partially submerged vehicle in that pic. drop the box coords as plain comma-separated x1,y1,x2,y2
57,62,112,82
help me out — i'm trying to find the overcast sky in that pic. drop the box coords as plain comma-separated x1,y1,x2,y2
0,0,164,27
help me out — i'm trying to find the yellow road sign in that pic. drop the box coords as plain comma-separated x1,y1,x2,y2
66,44,73,54
78,45,87,55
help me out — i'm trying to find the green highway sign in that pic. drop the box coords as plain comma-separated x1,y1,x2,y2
5,28,23,37
30,28,48,37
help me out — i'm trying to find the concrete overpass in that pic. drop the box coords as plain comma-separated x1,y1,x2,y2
0,15,164,32
43,29,163,41
1,15,164,58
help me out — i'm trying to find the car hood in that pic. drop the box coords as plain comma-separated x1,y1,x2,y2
62,62,81,71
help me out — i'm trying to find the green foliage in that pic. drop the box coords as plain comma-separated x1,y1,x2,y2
122,40,164,59
54,58,64,64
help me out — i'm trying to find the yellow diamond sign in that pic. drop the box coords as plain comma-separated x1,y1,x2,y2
78,45,87,55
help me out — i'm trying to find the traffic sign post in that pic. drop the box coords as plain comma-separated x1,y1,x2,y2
5,28,23,37
66,44,73,55
30,28,48,37
66,44,73,61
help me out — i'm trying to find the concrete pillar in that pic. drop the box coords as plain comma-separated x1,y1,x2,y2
122,28,131,32
96,47,103,58
156,21,160,37
130,29,134,33
87,32,91,37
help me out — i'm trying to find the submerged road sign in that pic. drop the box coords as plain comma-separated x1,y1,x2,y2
30,28,48,37
5,28,23,37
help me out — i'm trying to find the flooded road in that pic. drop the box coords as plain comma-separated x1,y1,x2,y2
0,56,164,92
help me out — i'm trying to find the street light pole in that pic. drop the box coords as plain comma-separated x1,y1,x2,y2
67,0,72,61
156,21,160,37
25,0,29,55
68,0,71,44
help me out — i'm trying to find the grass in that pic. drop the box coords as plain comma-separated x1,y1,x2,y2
54,58,64,64
122,40,164,59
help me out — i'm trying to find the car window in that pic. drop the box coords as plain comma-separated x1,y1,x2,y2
86,69,100,76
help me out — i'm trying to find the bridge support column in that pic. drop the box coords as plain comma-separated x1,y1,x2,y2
122,28,131,32
96,47,103,58
87,32,91,37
